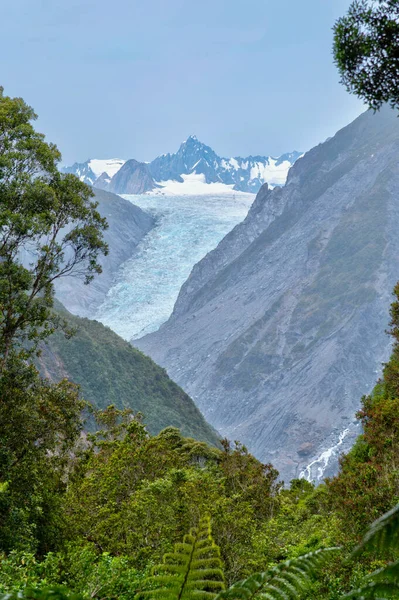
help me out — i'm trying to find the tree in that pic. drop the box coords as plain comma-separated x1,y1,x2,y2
327,283,399,534
0,88,108,553
333,0,399,110
0,87,108,369
64,424,281,584
0,360,86,553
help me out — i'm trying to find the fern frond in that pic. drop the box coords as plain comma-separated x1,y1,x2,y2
136,514,225,600
353,503,399,557
215,548,339,600
342,559,399,599
343,580,399,599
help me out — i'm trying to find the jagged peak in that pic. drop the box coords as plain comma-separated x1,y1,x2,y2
183,134,198,143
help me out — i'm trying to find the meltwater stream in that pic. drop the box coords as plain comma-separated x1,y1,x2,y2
299,419,361,483
93,193,254,341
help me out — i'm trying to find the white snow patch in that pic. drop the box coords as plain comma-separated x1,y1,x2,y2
249,158,291,186
151,173,253,197
88,158,126,179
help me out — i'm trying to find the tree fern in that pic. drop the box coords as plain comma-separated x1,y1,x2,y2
215,548,339,600
136,515,225,600
342,503,399,598
353,503,399,557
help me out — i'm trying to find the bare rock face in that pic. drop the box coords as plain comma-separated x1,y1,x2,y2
93,171,111,190
135,107,399,482
55,188,154,316
107,159,156,194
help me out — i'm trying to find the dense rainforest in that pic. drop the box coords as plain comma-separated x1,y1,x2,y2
3,1,399,598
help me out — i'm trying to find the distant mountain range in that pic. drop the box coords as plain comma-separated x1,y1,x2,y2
62,136,302,195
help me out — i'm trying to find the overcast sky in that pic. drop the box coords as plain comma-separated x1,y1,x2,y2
0,0,364,165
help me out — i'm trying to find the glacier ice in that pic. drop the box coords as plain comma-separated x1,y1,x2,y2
93,193,254,341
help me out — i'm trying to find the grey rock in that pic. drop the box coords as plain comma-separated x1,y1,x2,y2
62,161,97,185
93,171,111,190
107,159,156,194
55,188,154,316
135,107,399,482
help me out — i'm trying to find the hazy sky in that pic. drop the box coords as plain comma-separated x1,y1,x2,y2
1,0,364,165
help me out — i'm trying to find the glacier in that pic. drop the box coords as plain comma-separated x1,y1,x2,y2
92,192,254,340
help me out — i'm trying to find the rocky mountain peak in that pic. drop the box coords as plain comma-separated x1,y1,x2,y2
63,139,302,194
107,159,156,195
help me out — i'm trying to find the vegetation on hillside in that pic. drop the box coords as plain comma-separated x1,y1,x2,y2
38,302,220,445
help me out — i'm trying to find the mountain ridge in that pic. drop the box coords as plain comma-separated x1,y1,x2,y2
62,136,301,195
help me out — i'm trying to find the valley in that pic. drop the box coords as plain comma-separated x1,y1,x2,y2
91,192,254,340
57,108,399,483
6,2,399,598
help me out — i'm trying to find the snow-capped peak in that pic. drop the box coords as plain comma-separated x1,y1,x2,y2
62,139,302,195
88,158,126,180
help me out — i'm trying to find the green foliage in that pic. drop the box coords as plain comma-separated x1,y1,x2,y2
354,503,399,558
327,283,399,533
340,503,399,599
0,588,83,600
0,88,107,555
217,548,339,600
65,423,280,584
0,552,61,592
0,546,145,600
138,515,225,600
333,0,399,111
59,545,146,600
0,359,85,554
38,304,220,446
0,87,107,369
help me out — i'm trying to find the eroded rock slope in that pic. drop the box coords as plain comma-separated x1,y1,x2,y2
55,188,154,316
136,107,399,480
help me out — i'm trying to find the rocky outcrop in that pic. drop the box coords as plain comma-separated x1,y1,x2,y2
54,188,154,316
93,171,111,190
62,160,98,185
135,107,399,482
107,159,156,194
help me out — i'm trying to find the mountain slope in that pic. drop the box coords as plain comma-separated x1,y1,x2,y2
107,159,156,194
135,107,399,481
38,304,219,446
54,188,154,316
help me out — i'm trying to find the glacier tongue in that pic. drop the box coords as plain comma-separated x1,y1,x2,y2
92,193,254,341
